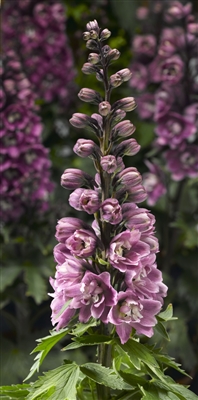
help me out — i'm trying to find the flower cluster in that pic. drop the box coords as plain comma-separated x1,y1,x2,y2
50,20,167,345
2,0,75,104
0,51,54,222
130,1,198,205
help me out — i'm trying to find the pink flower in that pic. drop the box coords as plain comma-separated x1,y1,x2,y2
108,290,162,344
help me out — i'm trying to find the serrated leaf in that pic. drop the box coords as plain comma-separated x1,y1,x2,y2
151,380,198,400
154,354,190,378
118,369,147,387
121,338,159,368
170,384,198,400
62,334,112,351
24,266,47,304
0,266,22,292
27,363,80,400
71,319,98,337
25,329,69,381
114,342,141,370
0,384,30,399
80,363,132,391
154,321,170,341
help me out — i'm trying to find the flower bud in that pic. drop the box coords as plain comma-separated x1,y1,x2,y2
83,31,91,41
86,19,99,33
113,120,136,138
73,139,100,158
117,68,132,82
78,88,103,104
101,155,117,173
107,49,120,61
112,97,137,112
96,69,104,82
70,113,102,137
86,39,98,51
110,73,122,88
98,101,111,116
111,109,126,127
100,29,111,41
69,188,100,214
61,168,95,189
81,62,97,75
69,113,91,128
117,167,142,187
101,198,122,225
88,53,100,64
90,30,98,39
114,139,140,157
102,45,111,57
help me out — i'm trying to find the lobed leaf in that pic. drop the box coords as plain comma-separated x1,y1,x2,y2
27,363,80,400
0,384,30,399
80,363,132,391
25,329,69,381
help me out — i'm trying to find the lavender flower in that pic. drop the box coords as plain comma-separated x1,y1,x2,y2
50,20,167,345
0,52,53,222
2,0,75,105
130,0,198,202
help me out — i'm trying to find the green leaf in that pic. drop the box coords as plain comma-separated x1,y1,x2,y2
171,384,198,400
157,304,176,321
121,338,159,369
27,363,80,400
114,342,141,370
71,319,98,337
0,384,30,399
24,266,47,304
80,363,132,391
154,321,170,341
151,381,198,400
154,353,190,378
62,334,112,351
118,369,147,387
0,266,22,292
25,329,69,381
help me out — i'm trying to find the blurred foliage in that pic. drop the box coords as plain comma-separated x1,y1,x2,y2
1,0,198,394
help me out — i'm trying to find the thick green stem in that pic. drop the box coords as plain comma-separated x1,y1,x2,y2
96,325,112,399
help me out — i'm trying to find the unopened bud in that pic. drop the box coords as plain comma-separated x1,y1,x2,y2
118,167,142,187
70,113,101,136
73,139,100,158
110,109,126,127
96,69,104,82
69,113,90,128
81,62,97,75
112,97,136,112
102,45,111,57
61,168,95,190
114,138,140,157
78,88,103,104
117,68,132,82
110,73,122,88
88,53,100,64
83,31,91,41
86,20,99,33
90,30,98,39
98,101,111,116
100,29,111,41
113,120,136,138
108,49,120,61
101,155,117,173
86,39,98,50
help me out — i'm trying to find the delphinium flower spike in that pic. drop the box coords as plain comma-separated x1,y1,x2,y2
49,20,167,346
